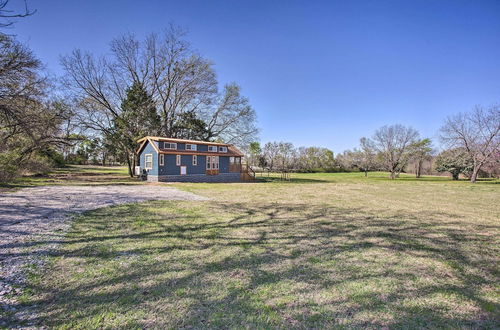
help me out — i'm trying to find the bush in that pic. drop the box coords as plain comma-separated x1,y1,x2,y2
22,156,52,176
0,151,20,183
0,150,57,183
39,147,66,167
435,149,473,180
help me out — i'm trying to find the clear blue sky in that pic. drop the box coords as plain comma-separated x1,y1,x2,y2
9,0,500,153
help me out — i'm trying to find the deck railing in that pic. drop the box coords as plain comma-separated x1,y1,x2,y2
241,163,256,181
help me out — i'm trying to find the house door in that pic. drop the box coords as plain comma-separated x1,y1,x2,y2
180,166,187,175
206,156,219,175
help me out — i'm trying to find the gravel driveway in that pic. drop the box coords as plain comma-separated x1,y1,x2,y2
0,184,207,324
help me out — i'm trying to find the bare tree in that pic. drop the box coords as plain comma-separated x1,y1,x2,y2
0,34,71,181
204,83,257,146
295,146,335,172
262,142,280,171
370,124,419,179
335,140,377,176
276,142,295,171
440,105,500,183
0,0,35,27
358,137,377,177
61,26,257,176
482,151,500,178
335,150,356,171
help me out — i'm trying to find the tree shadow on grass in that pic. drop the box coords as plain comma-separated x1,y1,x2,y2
255,176,331,184
10,201,500,328
367,175,500,184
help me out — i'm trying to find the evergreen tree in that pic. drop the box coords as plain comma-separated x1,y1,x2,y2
115,82,159,176
435,148,473,180
171,111,210,140
410,138,433,178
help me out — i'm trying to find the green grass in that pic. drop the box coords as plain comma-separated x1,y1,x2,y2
20,172,500,328
0,165,138,191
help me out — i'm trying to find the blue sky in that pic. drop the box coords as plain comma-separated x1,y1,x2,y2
9,0,500,153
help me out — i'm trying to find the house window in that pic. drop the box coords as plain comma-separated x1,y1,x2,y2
164,142,177,150
192,155,197,166
206,156,219,169
145,154,153,170
185,144,197,151
219,146,228,153
208,145,218,152
176,155,181,166
159,154,164,166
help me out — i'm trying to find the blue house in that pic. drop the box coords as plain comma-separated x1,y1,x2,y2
136,136,254,182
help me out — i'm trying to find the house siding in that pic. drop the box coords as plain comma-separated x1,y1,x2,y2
159,154,207,176
148,173,241,183
156,154,232,176
159,141,210,152
219,156,230,173
139,141,158,176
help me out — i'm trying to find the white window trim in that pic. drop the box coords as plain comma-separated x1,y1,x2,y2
176,155,181,166
164,142,177,150
206,155,219,170
192,155,197,166
145,154,153,170
219,146,228,153
159,154,164,166
185,144,197,151
208,145,218,152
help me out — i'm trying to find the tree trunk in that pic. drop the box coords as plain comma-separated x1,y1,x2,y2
416,160,422,178
470,159,485,183
133,153,137,175
470,167,480,183
364,169,368,177
452,172,459,180
390,171,396,179
126,153,133,177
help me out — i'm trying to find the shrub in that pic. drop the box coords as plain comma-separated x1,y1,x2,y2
435,149,473,180
39,147,66,168
0,151,20,183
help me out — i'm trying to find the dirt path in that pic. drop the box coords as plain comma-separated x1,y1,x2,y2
0,185,207,324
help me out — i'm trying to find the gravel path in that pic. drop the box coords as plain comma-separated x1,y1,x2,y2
0,184,207,326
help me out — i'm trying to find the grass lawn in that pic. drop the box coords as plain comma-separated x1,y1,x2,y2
21,172,500,328
0,165,139,191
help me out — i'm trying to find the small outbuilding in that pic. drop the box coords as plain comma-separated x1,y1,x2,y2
136,136,254,182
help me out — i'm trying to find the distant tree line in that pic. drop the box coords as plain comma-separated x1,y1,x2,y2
248,104,499,183
246,142,336,173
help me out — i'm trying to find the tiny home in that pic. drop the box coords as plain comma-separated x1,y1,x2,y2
136,136,254,182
